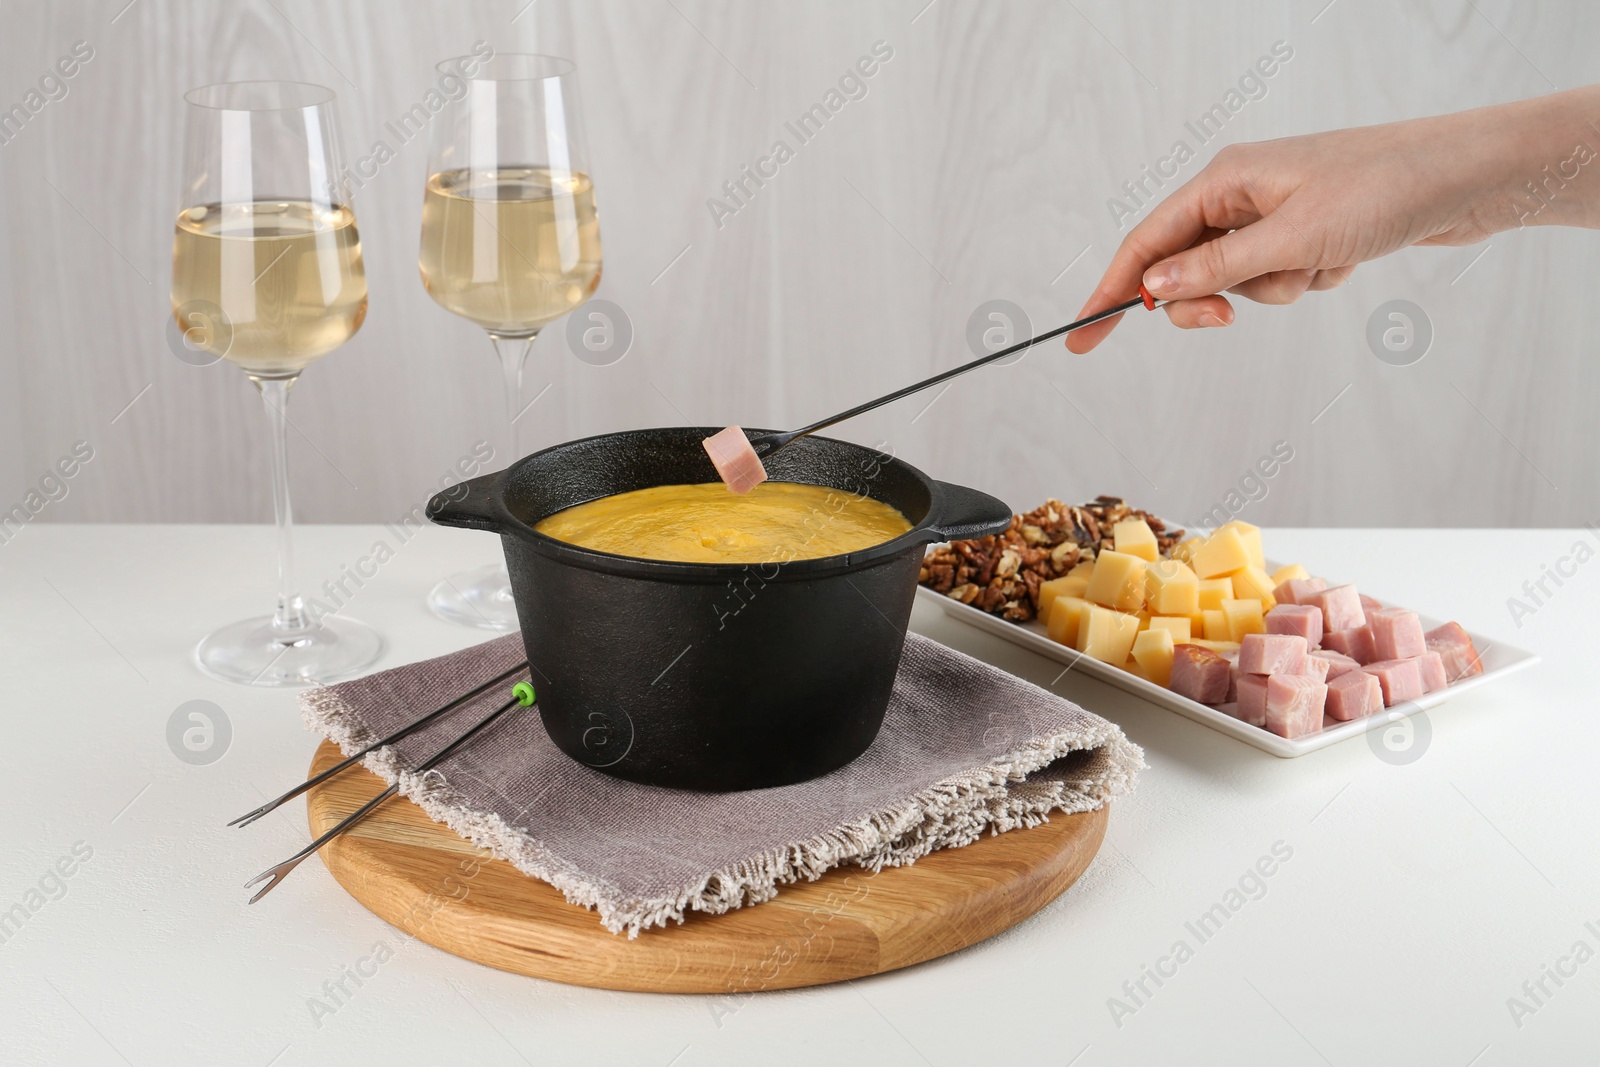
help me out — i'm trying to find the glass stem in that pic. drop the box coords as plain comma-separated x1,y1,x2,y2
490,332,537,459
253,376,310,634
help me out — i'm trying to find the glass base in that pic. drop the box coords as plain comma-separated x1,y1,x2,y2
427,563,520,631
195,614,386,687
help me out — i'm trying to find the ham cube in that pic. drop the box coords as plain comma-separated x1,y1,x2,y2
1265,604,1323,647
1359,593,1384,613
1325,671,1383,721
1362,658,1425,706
1264,675,1327,739
1309,649,1362,679
702,426,769,494
1424,621,1483,681
1239,633,1309,676
1234,673,1268,726
1222,648,1240,703
1273,577,1328,606
1323,626,1376,665
1170,644,1231,704
1301,654,1331,683
1306,584,1366,632
1369,607,1425,661
1416,650,1448,693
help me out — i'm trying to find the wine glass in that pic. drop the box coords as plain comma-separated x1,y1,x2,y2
419,53,603,630
173,81,385,685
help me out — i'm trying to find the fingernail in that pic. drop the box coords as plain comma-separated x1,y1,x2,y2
1144,265,1178,295
1198,312,1227,328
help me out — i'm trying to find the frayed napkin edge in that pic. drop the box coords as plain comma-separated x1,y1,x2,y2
300,686,1144,938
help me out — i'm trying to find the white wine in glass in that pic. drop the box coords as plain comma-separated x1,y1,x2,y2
172,200,367,376
419,55,603,631
419,166,601,335
175,81,384,686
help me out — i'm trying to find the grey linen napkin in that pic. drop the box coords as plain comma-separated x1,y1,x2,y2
301,632,1144,937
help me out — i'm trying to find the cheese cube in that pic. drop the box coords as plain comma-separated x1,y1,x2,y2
1272,563,1309,585
1148,616,1192,643
1067,559,1094,580
1131,628,1176,686
1188,612,1208,638
1171,537,1204,565
1045,595,1089,648
1222,598,1266,642
1197,577,1233,611
1084,550,1147,613
1145,559,1200,615
1076,605,1141,665
1112,519,1159,562
1218,520,1265,568
1230,565,1278,611
1038,575,1089,620
1191,527,1252,578
1202,608,1228,641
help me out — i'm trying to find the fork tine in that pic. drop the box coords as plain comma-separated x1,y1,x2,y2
228,660,528,827
244,690,530,904
244,862,296,903
244,783,397,904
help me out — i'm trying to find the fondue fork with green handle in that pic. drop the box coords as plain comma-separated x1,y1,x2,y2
227,661,530,828
243,682,536,904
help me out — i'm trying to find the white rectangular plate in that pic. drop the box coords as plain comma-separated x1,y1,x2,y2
917,575,1540,758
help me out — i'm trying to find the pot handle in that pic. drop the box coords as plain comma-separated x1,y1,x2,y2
426,471,512,534
927,480,1014,542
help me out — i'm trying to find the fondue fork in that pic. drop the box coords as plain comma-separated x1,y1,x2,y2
705,287,1159,492
228,660,529,828
243,683,536,904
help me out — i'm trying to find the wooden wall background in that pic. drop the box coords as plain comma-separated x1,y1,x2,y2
2,0,1596,528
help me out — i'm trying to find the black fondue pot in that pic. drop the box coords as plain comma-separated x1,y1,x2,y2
425,427,1012,791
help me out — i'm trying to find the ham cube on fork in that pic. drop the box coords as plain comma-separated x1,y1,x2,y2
702,426,769,494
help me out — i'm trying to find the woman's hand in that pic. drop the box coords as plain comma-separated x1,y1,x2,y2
1066,86,1600,353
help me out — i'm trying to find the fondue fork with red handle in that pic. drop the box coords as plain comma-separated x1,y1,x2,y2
705,286,1160,493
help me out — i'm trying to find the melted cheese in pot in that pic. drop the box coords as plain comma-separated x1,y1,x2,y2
534,482,913,564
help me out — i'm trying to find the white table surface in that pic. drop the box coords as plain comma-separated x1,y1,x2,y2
1,524,1593,1066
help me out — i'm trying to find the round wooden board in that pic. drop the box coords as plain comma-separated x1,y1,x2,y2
307,739,1107,993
